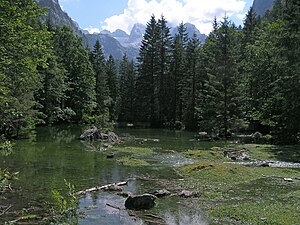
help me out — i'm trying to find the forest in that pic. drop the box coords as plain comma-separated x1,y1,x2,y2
0,0,299,144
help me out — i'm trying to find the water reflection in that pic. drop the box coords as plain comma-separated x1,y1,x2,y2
164,207,208,225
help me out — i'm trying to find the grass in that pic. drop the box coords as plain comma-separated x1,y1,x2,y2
175,147,300,225
117,157,150,167
182,148,227,161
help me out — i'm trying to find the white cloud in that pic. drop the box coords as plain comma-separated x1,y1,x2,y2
84,27,100,34
102,0,246,35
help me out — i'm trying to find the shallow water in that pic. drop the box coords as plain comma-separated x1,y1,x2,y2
0,126,217,224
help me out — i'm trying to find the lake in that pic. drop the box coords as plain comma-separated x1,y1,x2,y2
0,126,224,224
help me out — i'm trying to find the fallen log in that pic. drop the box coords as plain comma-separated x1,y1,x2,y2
76,181,128,195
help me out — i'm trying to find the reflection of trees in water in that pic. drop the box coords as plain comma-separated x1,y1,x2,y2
48,126,77,144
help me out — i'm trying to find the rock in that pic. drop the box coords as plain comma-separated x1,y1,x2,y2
257,162,270,167
106,153,114,159
151,189,171,198
224,149,250,161
177,190,200,198
107,132,120,143
80,127,120,144
195,132,211,141
80,126,102,140
117,191,132,198
125,194,156,210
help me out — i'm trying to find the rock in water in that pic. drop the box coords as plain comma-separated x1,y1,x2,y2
125,194,156,210
80,126,102,140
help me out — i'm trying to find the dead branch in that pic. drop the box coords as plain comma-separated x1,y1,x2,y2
76,181,128,195
0,205,12,216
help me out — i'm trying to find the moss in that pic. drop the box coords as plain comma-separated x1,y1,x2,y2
117,157,150,167
183,149,226,161
211,201,300,225
176,158,300,225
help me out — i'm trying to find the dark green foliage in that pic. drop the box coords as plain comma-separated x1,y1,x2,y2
89,40,110,126
0,0,50,138
0,1,299,143
136,15,160,124
53,26,96,123
197,17,242,137
170,23,189,123
106,55,119,121
118,55,136,122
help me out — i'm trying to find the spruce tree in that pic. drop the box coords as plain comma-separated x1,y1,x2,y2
183,34,201,130
136,15,160,125
170,23,189,123
90,40,109,126
106,55,118,121
118,55,136,123
53,26,96,123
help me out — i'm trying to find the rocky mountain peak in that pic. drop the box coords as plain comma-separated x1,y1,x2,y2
252,0,276,16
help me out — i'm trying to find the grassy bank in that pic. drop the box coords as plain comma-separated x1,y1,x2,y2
175,145,300,224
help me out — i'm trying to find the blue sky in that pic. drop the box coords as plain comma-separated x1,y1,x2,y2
59,0,254,34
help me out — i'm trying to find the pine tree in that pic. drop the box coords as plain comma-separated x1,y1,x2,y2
136,15,160,125
157,15,172,124
106,55,118,121
53,26,96,123
200,17,242,137
118,54,136,123
183,34,201,130
170,23,189,124
90,40,109,126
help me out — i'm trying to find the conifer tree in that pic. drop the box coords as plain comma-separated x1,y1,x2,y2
106,55,118,121
118,55,136,123
53,26,96,123
183,34,201,130
170,23,189,123
136,15,160,125
90,40,109,125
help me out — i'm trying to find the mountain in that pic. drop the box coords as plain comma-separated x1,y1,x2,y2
171,23,207,44
35,0,136,59
85,33,138,60
34,0,82,35
252,0,276,16
128,23,146,47
35,0,206,60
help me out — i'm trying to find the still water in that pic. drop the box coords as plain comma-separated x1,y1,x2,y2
0,126,223,224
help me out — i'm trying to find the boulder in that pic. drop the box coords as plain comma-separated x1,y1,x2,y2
80,126,102,140
80,127,120,143
125,194,156,210
107,132,120,143
224,149,250,161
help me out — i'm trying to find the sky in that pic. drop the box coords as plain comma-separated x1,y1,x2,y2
59,0,254,35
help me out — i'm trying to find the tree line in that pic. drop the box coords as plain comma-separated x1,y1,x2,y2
0,0,299,143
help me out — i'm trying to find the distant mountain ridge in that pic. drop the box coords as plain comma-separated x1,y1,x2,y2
35,0,207,60
252,0,276,16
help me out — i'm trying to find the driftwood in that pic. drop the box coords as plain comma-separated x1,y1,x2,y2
0,205,12,216
76,181,128,195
